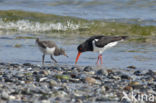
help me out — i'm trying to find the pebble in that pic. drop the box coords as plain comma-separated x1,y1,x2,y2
49,80,57,86
83,66,92,72
101,86,106,93
1,91,9,100
0,62,154,103
96,69,107,75
107,69,113,74
146,70,155,76
134,70,142,76
39,77,47,82
127,65,136,69
23,63,32,67
121,75,131,80
124,86,133,91
85,77,101,85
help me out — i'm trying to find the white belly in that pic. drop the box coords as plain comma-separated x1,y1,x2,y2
38,46,55,55
46,47,55,54
93,41,118,54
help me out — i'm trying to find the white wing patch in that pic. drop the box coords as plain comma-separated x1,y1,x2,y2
92,40,118,54
104,42,118,50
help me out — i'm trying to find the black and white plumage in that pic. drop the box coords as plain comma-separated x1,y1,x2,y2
75,35,128,65
36,38,68,65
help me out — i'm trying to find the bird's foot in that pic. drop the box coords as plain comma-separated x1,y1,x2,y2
96,54,103,65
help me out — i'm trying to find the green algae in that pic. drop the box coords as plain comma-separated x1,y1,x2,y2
15,36,36,39
14,44,22,48
0,10,155,36
0,10,87,23
55,75,70,80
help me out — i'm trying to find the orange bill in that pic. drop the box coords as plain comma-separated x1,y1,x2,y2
75,52,81,64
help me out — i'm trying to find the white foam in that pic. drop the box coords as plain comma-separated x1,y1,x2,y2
0,19,80,32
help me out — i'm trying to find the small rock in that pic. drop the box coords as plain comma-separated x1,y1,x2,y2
52,66,62,71
75,99,83,103
129,81,141,89
85,77,101,85
20,81,25,84
56,91,68,98
134,70,142,76
23,63,32,66
1,91,9,100
127,65,136,69
146,70,155,76
5,78,13,82
124,86,133,91
9,63,19,67
49,80,57,86
26,76,33,81
71,66,82,72
79,74,87,81
0,71,3,75
83,66,92,72
41,100,50,103
69,78,80,83
112,76,121,80
107,69,113,74
96,69,107,75
70,73,78,78
129,81,140,86
121,75,131,80
101,86,106,93
40,70,50,76
74,91,83,97
40,77,47,82
25,80,33,84
33,71,38,75
9,95,16,100
26,67,32,71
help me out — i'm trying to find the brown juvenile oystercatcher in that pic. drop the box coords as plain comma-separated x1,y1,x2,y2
36,38,68,65
75,35,128,65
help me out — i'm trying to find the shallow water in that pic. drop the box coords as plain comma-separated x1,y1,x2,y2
0,34,156,70
0,0,155,25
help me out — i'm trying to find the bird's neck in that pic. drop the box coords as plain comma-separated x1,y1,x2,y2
54,48,61,56
36,38,40,44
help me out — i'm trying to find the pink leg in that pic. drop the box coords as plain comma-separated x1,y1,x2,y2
96,55,100,65
100,54,103,64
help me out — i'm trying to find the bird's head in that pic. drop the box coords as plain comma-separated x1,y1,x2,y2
77,44,86,53
75,44,86,64
60,48,68,57
36,38,39,42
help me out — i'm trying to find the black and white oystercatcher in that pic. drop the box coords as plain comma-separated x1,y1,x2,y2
75,35,128,65
36,38,68,65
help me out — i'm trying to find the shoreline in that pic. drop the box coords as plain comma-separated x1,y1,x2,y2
0,62,155,102
0,10,155,36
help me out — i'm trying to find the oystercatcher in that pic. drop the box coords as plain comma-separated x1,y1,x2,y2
36,38,68,65
75,35,128,65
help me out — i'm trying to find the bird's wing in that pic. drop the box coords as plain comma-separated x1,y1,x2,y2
41,41,57,48
94,36,122,48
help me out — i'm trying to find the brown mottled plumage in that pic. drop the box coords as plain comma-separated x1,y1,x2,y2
36,38,68,65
